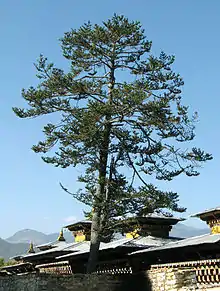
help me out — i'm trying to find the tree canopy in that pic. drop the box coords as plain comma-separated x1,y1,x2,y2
13,14,212,272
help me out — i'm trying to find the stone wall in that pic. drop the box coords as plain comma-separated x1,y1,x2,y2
0,269,219,291
147,267,197,291
0,274,116,291
147,266,220,291
0,273,152,291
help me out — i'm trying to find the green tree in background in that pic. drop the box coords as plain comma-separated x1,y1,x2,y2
13,15,212,272
0,258,4,268
0,258,17,268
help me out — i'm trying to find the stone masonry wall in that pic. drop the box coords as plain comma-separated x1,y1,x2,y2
147,267,197,291
0,274,120,291
0,269,219,291
147,266,220,291
0,273,151,291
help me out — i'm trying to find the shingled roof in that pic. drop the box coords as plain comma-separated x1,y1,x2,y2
130,233,220,256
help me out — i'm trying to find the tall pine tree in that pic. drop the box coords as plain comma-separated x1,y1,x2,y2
13,15,212,272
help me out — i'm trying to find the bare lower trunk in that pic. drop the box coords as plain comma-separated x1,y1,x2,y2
86,209,101,273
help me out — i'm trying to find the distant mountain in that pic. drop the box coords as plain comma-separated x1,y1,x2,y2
6,229,74,245
7,229,50,245
171,223,209,238
0,229,74,261
0,238,29,261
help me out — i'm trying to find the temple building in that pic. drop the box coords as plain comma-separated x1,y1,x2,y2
36,229,67,251
2,207,220,290
5,229,71,267
5,208,220,276
191,206,220,234
2,222,95,274
123,213,184,239
3,207,220,289
1,213,184,275
64,220,92,242
52,213,184,274
129,206,220,270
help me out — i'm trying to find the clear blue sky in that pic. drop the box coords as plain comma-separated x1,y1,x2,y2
0,0,219,238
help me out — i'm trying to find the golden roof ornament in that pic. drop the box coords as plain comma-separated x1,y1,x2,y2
57,228,65,241
27,241,35,254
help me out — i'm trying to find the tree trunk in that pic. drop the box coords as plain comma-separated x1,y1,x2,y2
86,154,108,273
86,63,115,273
86,209,101,273
86,130,110,273
86,148,109,273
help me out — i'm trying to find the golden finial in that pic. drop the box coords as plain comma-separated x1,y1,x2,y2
27,241,35,254
57,228,65,241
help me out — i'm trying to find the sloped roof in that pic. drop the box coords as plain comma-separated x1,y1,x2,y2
64,220,92,229
36,240,68,250
130,233,220,256
56,238,134,260
56,235,183,260
119,214,185,228
126,213,184,221
63,241,91,252
22,242,80,259
129,235,182,247
191,207,220,218
144,213,184,221
100,238,134,250
1,262,36,274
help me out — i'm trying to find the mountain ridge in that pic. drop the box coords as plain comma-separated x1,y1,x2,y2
0,238,29,261
6,229,74,245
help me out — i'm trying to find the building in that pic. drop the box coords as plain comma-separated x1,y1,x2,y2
191,206,220,234
0,213,184,275
129,207,220,270
2,207,220,289
52,213,184,274
64,220,92,242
